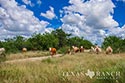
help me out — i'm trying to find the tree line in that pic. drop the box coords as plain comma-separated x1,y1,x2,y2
0,29,125,54
102,36,125,53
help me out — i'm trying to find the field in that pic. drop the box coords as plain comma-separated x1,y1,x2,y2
6,51,50,60
0,52,125,83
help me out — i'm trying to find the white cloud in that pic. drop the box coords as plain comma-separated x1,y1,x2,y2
60,0,119,45
22,0,42,7
99,30,106,37
0,0,124,45
40,6,56,20
37,0,42,5
22,0,34,7
108,26,125,39
0,0,52,40
116,0,125,2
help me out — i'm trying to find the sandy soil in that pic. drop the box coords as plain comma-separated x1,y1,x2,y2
5,54,62,63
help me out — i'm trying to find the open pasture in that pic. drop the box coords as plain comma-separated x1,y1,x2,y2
0,52,125,83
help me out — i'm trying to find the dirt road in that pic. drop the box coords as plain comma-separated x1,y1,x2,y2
5,54,63,63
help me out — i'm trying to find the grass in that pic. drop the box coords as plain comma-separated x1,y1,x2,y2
6,51,50,60
0,52,125,83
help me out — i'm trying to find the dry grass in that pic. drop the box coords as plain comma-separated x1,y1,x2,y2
0,52,125,83
6,51,50,60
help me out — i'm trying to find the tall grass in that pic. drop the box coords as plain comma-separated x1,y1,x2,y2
6,51,50,60
0,53,6,63
0,53,125,83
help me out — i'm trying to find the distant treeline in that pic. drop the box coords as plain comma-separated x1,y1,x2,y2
102,36,125,53
0,29,125,54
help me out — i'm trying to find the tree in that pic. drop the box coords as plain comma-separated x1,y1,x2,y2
121,39,125,52
14,36,26,50
41,33,59,50
3,38,19,53
52,29,70,48
80,40,93,49
26,33,59,51
68,37,82,47
27,33,44,50
68,36,93,49
102,36,124,53
0,41,3,47
0,29,93,54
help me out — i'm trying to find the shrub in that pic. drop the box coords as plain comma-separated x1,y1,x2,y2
0,53,6,63
58,46,71,54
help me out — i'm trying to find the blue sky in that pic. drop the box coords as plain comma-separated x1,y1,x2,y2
0,0,125,45
112,0,125,27
15,0,70,29
15,0,125,28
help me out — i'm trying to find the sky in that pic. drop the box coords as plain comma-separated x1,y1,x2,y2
0,0,125,45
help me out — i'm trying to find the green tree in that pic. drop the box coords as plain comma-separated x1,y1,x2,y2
27,33,59,51
28,33,43,50
3,38,19,53
40,33,59,50
121,39,125,52
68,37,82,47
0,29,93,54
80,40,93,49
68,37,93,49
102,36,124,53
0,41,3,47
14,36,26,50
52,29,70,48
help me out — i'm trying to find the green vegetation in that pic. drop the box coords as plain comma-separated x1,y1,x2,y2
0,53,125,83
102,36,125,53
0,29,125,83
0,54,6,63
0,29,125,55
0,29,93,54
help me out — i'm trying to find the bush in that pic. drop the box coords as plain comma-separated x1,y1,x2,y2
58,46,71,54
0,53,6,63
102,36,125,53
42,58,59,64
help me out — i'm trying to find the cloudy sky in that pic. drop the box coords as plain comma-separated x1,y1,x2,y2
0,0,125,45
